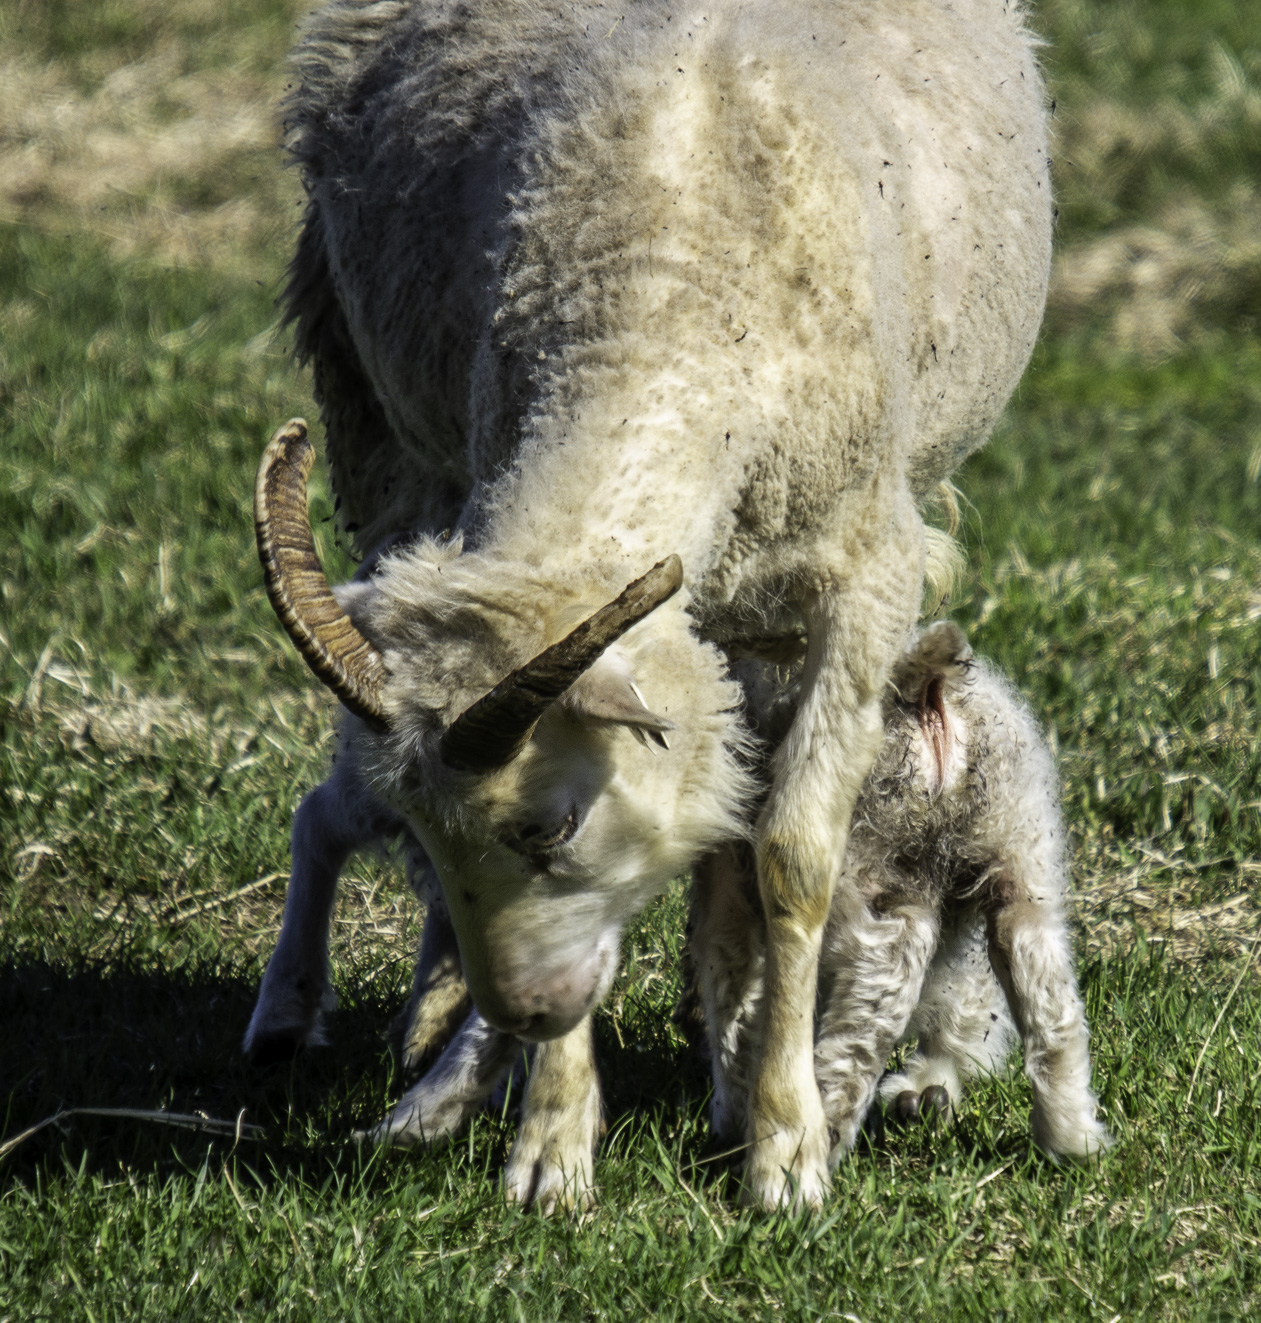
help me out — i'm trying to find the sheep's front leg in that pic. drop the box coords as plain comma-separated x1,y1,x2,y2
745,837,852,1212
816,898,938,1156
503,1016,603,1214
745,517,922,1210
371,1009,521,1146
245,757,402,1063
690,844,766,1140
986,881,1111,1159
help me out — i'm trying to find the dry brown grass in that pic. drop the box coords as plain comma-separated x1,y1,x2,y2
1076,837,1261,962
1044,11,1261,353
0,1,311,273
1050,185,1261,356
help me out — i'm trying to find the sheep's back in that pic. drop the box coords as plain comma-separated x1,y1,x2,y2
282,0,1051,561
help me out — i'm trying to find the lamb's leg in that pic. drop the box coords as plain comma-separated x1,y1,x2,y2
745,504,923,1210
880,910,1015,1117
985,882,1110,1158
690,844,766,1141
816,897,938,1158
396,849,473,1075
503,1016,603,1214
371,1008,521,1147
245,756,401,1062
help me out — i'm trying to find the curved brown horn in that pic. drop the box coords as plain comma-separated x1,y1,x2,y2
254,419,389,730
440,554,684,772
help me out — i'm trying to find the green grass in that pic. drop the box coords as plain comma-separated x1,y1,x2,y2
2,944,1259,1319
1041,0,1261,231
3,1,1261,1318
0,0,303,84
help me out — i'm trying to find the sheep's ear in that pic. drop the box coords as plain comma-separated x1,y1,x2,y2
560,653,676,749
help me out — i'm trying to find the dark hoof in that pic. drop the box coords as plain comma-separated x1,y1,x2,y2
893,1089,922,1123
920,1085,950,1120
889,1086,951,1128
245,1032,303,1068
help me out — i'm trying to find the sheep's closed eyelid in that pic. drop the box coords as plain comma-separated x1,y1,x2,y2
514,806,580,855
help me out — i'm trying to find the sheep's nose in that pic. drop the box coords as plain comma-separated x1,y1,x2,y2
475,940,615,1040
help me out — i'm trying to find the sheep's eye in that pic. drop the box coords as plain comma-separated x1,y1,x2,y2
514,806,580,856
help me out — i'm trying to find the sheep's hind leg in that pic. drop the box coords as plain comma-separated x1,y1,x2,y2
245,754,402,1063
986,885,1110,1159
503,1016,603,1214
395,849,473,1075
369,1009,521,1148
816,899,938,1159
880,910,1015,1121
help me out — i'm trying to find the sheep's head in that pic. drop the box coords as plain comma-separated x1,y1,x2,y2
256,421,744,1039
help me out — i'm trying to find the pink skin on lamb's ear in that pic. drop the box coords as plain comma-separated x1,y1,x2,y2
917,674,954,797
892,620,973,798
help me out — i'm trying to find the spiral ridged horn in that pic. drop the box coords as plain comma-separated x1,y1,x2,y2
254,419,388,730
440,554,684,773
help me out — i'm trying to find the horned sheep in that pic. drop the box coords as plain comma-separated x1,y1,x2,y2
245,0,1055,1210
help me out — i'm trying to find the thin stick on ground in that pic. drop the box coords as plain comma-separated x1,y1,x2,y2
0,1108,265,1162
169,873,285,923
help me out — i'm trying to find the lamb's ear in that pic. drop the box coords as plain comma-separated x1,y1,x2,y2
560,653,676,749
890,620,973,701
893,621,972,797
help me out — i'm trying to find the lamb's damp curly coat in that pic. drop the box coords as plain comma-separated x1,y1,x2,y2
693,622,1110,1161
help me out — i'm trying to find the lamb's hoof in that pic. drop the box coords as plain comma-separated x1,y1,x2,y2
893,1089,922,1123
244,979,335,1066
891,1085,950,1127
920,1085,950,1121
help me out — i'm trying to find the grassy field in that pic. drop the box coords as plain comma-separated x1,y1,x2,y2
2,1,1260,1318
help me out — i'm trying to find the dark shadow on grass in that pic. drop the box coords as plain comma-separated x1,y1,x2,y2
0,950,417,1190
592,1011,710,1116
0,949,719,1195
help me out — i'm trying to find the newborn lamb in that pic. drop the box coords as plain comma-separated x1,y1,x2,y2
691,621,1111,1164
